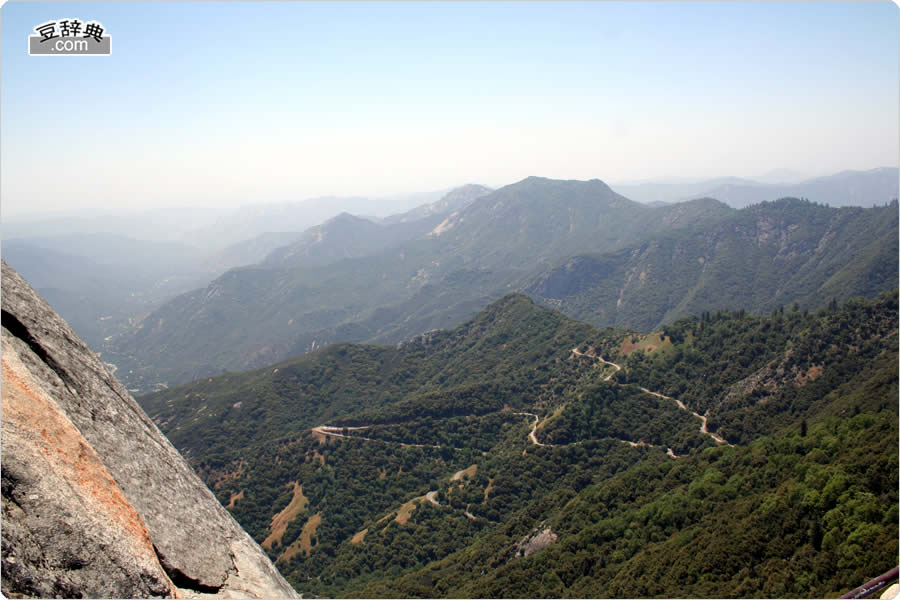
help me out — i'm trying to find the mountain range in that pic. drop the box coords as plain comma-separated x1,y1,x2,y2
2,165,897,598
104,175,897,392
611,167,898,208
0,186,492,357
261,185,492,270
527,198,898,331
6,168,895,394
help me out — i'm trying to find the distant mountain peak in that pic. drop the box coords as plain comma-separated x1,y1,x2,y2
497,177,621,202
324,212,374,226
447,183,493,195
385,183,492,226
514,175,610,186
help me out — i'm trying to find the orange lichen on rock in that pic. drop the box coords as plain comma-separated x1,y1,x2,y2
1,351,175,596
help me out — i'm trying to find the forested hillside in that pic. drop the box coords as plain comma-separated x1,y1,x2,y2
139,291,898,597
528,198,898,331
114,179,896,394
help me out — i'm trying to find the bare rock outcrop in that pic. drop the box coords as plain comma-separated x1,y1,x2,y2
514,525,558,558
1,260,297,598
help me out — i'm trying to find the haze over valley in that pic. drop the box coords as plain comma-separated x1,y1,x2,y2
5,168,897,393
2,1,897,598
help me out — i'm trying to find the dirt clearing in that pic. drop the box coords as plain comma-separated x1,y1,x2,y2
483,478,494,502
226,490,244,509
395,496,425,525
451,465,477,482
279,512,322,562
621,332,671,355
350,528,368,544
263,482,309,549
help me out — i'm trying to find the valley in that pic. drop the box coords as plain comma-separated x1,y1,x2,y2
138,291,898,598
92,178,897,394
4,172,897,599
5,171,895,598
5,3,897,597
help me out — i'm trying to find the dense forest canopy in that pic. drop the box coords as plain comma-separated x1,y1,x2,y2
140,291,898,598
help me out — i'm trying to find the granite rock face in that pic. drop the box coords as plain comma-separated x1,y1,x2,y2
1,260,297,598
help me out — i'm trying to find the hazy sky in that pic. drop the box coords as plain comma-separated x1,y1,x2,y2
2,1,897,218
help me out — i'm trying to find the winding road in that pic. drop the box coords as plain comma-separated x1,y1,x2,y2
312,342,736,541
572,347,620,381
514,408,686,457
312,425,443,449
311,344,731,461
636,387,730,445
512,412,553,447
571,348,731,447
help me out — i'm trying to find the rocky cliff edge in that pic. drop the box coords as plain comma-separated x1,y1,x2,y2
1,260,297,599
